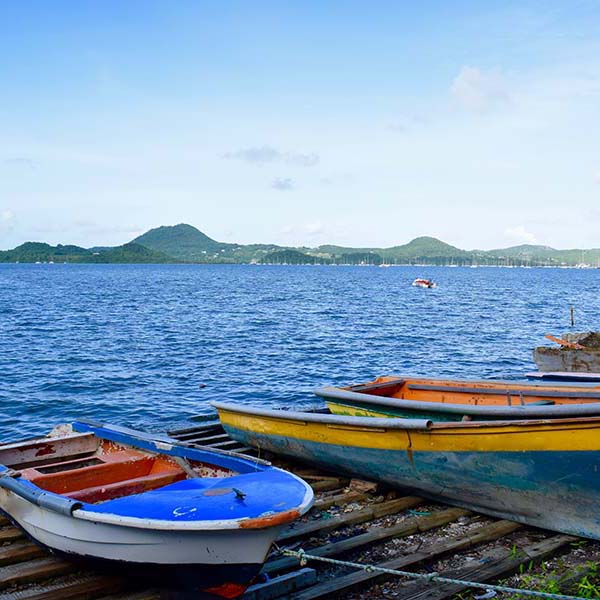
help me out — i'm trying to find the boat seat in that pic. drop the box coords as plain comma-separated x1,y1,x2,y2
22,451,161,495
349,379,405,393
67,469,186,503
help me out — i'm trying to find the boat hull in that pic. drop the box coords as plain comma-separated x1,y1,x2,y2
215,404,600,540
0,490,280,565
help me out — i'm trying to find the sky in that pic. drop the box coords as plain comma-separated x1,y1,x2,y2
1,1,600,251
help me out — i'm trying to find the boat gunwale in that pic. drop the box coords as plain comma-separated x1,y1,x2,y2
211,401,600,430
316,386,600,417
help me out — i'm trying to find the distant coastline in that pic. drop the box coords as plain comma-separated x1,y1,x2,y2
2,223,600,267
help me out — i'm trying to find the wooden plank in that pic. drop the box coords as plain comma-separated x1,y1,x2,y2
288,519,522,599
183,433,232,444
0,557,75,590
0,527,23,544
243,568,317,600
96,592,160,600
297,474,342,482
545,334,584,349
0,516,9,527
265,507,468,575
312,490,367,511
310,478,350,493
209,439,250,449
168,425,223,439
395,534,576,600
0,542,45,567
277,497,422,542
3,574,127,600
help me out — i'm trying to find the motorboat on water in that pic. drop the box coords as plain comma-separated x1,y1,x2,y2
0,420,313,597
412,278,436,288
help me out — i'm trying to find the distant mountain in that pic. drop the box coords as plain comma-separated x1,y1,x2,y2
483,244,600,265
132,223,231,261
3,223,600,266
0,242,172,264
487,244,556,258
315,236,470,265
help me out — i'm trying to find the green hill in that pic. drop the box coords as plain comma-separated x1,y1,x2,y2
483,244,600,265
88,243,173,263
0,242,91,263
487,244,556,258
0,242,172,264
132,223,231,261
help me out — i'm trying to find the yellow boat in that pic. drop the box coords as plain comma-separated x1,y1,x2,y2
213,401,600,540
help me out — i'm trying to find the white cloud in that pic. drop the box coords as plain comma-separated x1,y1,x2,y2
594,169,600,184
3,157,35,169
504,225,538,244
1,209,15,224
271,177,294,191
224,146,319,167
451,66,510,113
0,209,16,237
305,221,324,236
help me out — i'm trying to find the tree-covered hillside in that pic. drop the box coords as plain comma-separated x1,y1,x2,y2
3,223,600,265
0,242,172,264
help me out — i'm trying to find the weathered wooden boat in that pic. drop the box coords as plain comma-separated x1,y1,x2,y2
213,401,600,540
0,420,313,598
316,376,600,421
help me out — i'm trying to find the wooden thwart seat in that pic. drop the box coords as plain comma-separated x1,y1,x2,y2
67,469,186,503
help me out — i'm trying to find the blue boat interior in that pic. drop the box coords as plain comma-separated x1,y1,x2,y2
85,470,309,522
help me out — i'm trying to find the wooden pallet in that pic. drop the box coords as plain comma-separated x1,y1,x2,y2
0,422,592,599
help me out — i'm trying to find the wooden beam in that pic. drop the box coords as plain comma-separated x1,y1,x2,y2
7,574,127,600
94,592,160,600
209,439,249,449
183,433,231,444
312,490,367,511
395,534,576,600
310,478,350,493
0,527,23,544
288,519,521,599
265,507,468,575
243,568,317,600
0,542,45,567
277,496,422,542
0,557,75,590
168,424,223,438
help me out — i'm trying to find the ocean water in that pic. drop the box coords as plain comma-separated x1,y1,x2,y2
1,264,598,440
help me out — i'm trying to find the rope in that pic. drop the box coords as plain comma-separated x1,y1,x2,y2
282,548,591,600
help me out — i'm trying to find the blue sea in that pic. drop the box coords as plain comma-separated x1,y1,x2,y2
1,264,598,441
